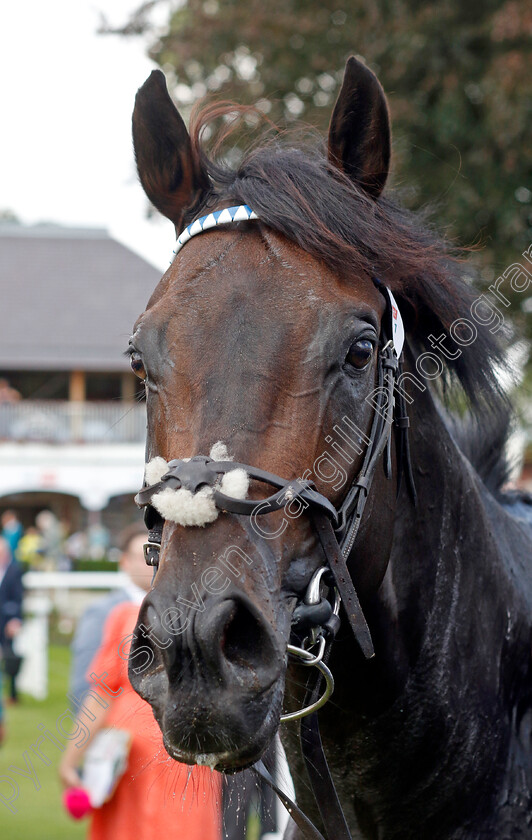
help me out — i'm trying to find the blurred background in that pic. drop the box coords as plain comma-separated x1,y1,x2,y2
0,1,530,837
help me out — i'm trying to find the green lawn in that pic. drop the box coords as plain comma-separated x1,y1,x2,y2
0,645,86,840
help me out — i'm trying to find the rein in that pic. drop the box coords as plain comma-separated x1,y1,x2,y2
135,206,416,839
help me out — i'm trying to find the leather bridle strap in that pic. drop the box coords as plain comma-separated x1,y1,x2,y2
335,338,397,559
300,656,352,840
254,632,355,840
285,306,401,840
314,512,374,659
252,760,327,840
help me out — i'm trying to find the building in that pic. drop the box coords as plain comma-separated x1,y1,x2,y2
0,222,160,539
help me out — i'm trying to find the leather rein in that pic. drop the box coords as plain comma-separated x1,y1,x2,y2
134,206,416,840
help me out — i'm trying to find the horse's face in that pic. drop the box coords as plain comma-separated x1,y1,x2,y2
128,59,395,770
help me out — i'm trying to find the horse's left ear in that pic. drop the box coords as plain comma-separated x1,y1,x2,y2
132,70,209,229
328,57,391,199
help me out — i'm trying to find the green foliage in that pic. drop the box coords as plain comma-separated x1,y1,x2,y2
70,558,120,572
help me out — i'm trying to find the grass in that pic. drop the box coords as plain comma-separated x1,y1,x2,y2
0,645,86,840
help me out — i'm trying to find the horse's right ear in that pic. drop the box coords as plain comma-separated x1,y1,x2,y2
132,70,209,229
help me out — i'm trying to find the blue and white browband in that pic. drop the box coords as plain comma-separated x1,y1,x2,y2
173,204,404,356
173,205,258,257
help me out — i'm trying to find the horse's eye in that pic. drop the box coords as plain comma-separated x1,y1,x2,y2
346,339,374,370
130,352,146,380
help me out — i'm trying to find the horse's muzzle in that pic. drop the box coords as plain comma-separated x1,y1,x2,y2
128,587,286,769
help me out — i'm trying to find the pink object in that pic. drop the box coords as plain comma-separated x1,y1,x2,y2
63,787,92,820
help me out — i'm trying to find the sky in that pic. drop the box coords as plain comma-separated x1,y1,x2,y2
0,0,175,270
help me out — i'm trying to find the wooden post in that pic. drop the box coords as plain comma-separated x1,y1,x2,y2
69,371,85,439
69,370,86,402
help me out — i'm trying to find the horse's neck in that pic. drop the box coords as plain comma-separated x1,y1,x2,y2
324,387,532,835
389,386,515,669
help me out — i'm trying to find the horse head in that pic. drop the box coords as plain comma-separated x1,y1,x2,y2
126,57,507,783
125,58,406,771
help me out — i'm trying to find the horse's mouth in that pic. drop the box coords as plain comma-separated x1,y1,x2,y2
162,738,261,772
162,738,228,769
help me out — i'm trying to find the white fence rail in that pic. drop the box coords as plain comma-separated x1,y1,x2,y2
23,571,129,590
17,572,129,700
0,401,146,443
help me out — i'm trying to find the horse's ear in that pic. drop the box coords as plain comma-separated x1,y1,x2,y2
132,70,209,228
328,57,391,199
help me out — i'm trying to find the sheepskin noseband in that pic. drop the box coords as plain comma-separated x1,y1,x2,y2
143,442,249,527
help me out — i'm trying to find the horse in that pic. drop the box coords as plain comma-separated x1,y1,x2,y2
126,57,532,839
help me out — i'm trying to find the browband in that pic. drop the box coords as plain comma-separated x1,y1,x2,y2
173,204,258,257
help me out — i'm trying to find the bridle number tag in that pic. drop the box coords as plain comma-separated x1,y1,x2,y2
384,287,405,357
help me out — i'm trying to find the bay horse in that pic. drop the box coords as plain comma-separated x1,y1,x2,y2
127,58,532,838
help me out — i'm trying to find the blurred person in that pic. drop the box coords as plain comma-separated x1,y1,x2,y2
16,526,43,568
1,510,23,556
87,513,110,560
0,378,21,403
64,529,88,564
0,536,23,707
70,523,151,704
35,509,63,569
59,565,221,838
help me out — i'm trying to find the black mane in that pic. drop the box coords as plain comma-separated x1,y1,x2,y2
444,406,514,495
189,114,510,425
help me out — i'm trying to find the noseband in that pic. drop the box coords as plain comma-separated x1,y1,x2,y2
135,206,416,840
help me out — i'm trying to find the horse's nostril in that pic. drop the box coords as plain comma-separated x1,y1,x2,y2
194,595,279,684
222,600,267,670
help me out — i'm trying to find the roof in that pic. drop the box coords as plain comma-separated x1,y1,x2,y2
0,224,162,371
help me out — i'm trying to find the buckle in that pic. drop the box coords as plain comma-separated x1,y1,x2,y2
144,541,160,567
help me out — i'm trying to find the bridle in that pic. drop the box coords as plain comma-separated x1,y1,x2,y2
134,206,416,840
